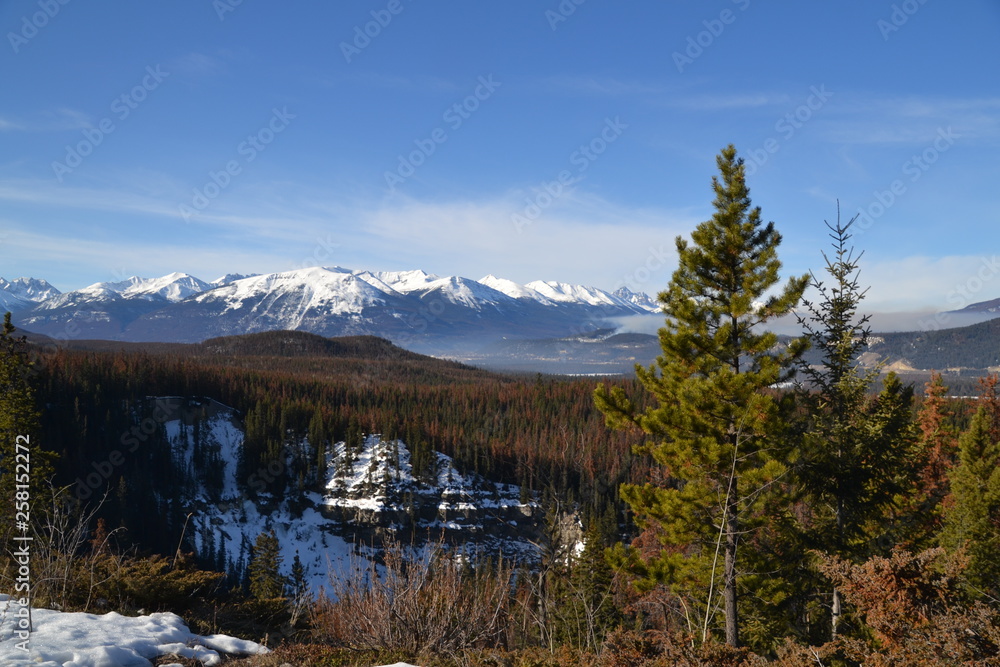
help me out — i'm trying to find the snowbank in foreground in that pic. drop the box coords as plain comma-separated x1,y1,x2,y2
0,595,268,667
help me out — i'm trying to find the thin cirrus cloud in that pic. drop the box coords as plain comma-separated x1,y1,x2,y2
0,108,92,133
0,226,282,291
817,94,1000,144
358,192,690,288
857,254,1000,313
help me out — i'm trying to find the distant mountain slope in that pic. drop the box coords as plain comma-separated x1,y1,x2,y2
945,296,1000,316
868,317,1000,371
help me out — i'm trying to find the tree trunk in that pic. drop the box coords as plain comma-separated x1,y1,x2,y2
832,494,844,638
831,587,842,638
724,477,740,647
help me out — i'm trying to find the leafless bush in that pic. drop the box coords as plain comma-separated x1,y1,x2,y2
313,539,512,656
0,485,123,612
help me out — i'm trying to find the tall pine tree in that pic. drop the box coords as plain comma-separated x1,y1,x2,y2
595,145,807,647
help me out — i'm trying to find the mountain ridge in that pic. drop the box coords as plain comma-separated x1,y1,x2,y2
3,266,662,352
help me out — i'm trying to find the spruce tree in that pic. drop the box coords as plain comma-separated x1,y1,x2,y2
595,145,808,647
940,404,1000,598
308,407,327,485
793,211,913,638
291,550,307,599
248,529,285,599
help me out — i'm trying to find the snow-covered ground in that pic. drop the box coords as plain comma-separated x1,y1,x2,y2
0,594,267,667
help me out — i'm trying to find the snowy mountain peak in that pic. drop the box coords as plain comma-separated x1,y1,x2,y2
367,269,440,293
422,275,515,309
525,280,622,307
0,276,62,303
196,266,393,318
212,272,260,287
79,273,212,302
477,275,552,304
613,286,661,313
124,272,212,302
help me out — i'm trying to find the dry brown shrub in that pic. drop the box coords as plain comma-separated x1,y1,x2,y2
598,628,764,667
313,539,512,657
820,547,1000,665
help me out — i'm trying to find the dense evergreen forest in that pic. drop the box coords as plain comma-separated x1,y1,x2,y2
29,330,644,556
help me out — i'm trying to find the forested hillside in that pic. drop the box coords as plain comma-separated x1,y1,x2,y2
31,334,642,556
868,316,1000,371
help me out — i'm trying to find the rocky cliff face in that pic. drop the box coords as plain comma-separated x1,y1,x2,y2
153,398,541,593
322,435,539,558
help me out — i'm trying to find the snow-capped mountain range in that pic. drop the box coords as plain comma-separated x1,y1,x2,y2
0,276,61,311
2,267,661,351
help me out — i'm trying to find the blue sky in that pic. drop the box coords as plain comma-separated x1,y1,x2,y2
2,0,998,320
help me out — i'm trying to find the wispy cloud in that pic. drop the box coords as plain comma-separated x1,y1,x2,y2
821,94,1000,144
537,75,670,97
0,108,92,133
1,226,291,290
0,117,25,132
169,52,229,78
334,71,462,93
666,92,792,111
860,254,1000,312
0,177,351,243
358,191,692,288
